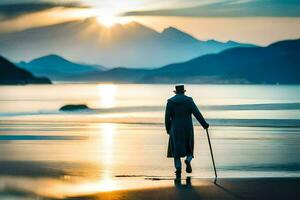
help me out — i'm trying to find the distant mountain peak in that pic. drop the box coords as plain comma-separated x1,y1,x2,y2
39,54,61,59
204,39,256,47
122,21,157,32
206,39,234,44
162,26,182,33
206,39,217,43
162,26,188,36
116,21,159,37
126,21,143,27
205,39,231,44
161,26,198,43
225,40,239,44
30,54,67,63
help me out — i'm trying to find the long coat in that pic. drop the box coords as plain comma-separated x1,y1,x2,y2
165,94,209,158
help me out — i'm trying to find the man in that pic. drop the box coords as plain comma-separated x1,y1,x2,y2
165,85,209,176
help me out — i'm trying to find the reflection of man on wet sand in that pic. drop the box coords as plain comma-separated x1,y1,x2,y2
174,176,192,189
165,85,209,176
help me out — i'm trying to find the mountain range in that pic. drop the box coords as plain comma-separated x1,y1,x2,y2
76,39,300,84
2,38,299,84
0,17,254,68
0,56,51,85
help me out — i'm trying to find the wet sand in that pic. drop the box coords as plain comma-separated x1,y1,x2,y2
66,178,300,200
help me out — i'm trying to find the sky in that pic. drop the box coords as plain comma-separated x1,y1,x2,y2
0,0,300,45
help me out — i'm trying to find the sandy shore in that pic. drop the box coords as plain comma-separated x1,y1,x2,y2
65,177,300,200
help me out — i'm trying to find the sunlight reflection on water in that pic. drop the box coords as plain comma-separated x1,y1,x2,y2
97,84,117,108
98,123,117,192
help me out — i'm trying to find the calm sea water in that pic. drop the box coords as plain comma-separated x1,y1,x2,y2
0,84,300,198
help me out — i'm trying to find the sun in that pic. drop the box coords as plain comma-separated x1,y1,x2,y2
97,15,133,28
97,15,118,27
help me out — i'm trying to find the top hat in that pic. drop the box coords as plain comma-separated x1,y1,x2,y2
174,85,186,93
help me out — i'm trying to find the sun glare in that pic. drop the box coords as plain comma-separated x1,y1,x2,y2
97,15,132,28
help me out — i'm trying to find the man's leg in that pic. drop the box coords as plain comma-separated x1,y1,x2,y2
184,155,193,173
186,155,193,163
174,157,182,175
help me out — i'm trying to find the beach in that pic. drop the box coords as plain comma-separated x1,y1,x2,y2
67,178,300,200
0,84,300,199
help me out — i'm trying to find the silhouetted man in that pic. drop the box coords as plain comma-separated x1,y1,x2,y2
165,85,209,176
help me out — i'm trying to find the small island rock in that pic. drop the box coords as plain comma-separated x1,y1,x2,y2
59,104,89,111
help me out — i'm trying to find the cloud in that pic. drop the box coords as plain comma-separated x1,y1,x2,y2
122,0,300,17
0,1,90,21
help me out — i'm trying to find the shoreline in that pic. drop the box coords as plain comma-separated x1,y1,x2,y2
65,177,300,200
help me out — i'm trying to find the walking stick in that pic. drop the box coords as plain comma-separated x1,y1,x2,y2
206,128,217,180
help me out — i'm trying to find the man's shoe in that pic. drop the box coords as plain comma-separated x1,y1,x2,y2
185,160,192,173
